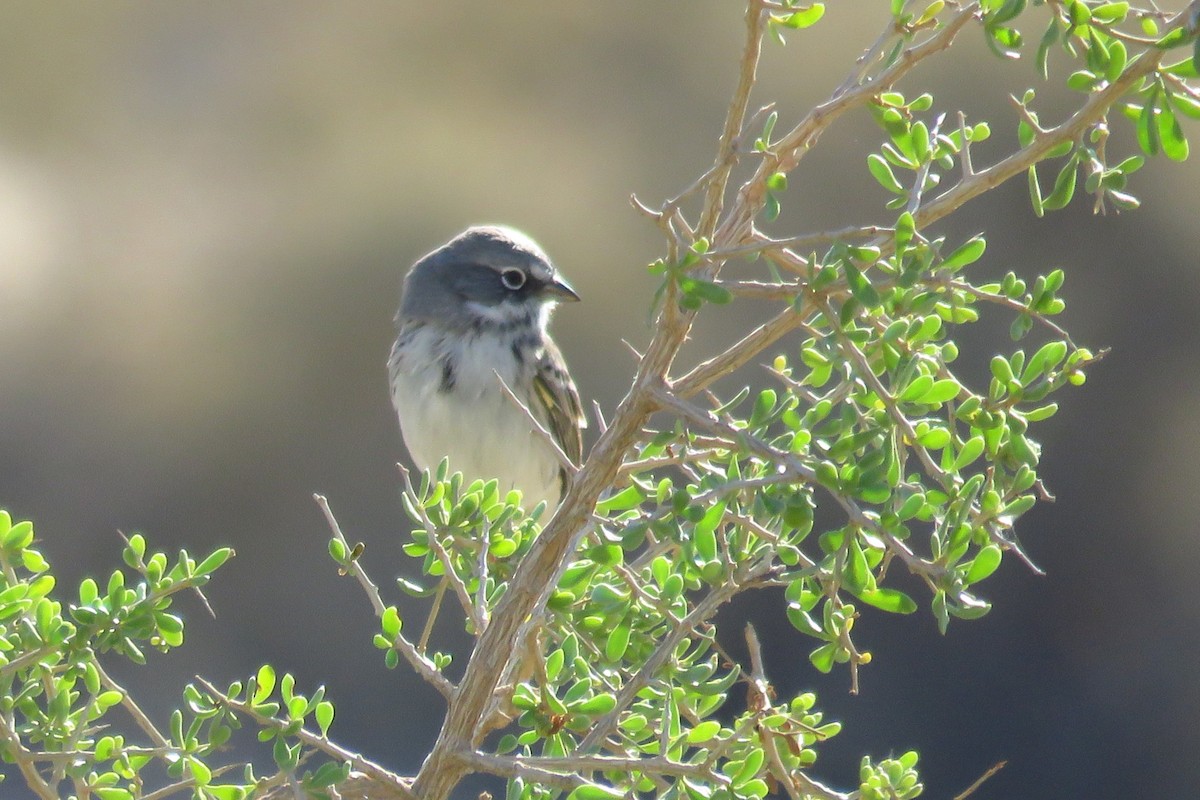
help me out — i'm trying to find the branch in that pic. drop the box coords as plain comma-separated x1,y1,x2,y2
466,750,728,787
196,677,417,800
495,370,579,475
717,3,981,245
916,2,1200,230
672,305,806,398
317,492,455,700
315,494,387,618
698,0,770,238
0,713,57,800
95,660,170,749
408,7,787,797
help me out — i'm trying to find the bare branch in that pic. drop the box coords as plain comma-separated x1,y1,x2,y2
316,494,387,618
672,306,806,398
698,0,770,238
495,371,579,475
95,661,170,749
953,760,1008,800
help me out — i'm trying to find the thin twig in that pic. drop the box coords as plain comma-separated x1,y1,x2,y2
672,306,806,398
323,485,456,699
916,6,1197,231
953,760,1008,800
315,494,386,618
95,661,170,749
718,3,981,245
697,0,770,238
495,371,579,475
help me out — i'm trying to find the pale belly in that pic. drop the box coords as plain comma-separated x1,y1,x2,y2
390,333,561,512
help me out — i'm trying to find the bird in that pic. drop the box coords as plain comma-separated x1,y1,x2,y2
388,225,585,513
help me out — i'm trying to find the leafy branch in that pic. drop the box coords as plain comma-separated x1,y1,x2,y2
1,2,1196,800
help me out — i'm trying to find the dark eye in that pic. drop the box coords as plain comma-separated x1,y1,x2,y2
500,268,527,291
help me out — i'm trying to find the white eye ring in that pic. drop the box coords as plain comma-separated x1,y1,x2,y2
500,268,527,291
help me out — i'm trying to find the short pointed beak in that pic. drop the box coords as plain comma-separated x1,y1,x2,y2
543,276,580,302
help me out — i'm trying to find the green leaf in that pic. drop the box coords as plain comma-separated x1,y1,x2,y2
939,236,986,271
991,353,1014,382
868,153,906,194
1011,313,1034,340
94,790,135,800
1158,102,1190,161
253,665,276,705
596,485,644,514
1066,69,1096,92
681,277,734,305
764,192,781,222
845,263,881,307
328,538,346,562
894,211,915,252
1024,402,1059,422
859,587,918,614
1024,340,1068,382
381,606,402,639
3,520,33,550
919,379,960,405
1137,98,1160,155
605,623,630,662
21,549,48,573
1028,165,1045,217
899,374,934,403
568,785,624,800
1105,39,1128,83
916,426,951,449
916,0,945,26
188,757,212,786
965,545,1003,583
952,436,985,470
195,547,234,577
1172,93,1200,120
844,537,871,594
573,693,617,716
910,120,930,162
809,642,837,673
780,4,826,29
1155,25,1197,50
1090,2,1128,23
933,590,950,634
1041,157,1078,210
687,720,722,744
315,700,335,736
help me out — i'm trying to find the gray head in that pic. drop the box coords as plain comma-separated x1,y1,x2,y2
399,225,579,330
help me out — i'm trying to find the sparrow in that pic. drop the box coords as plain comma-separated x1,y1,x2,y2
388,225,584,512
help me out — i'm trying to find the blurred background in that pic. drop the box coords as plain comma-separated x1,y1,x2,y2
0,2,1196,798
